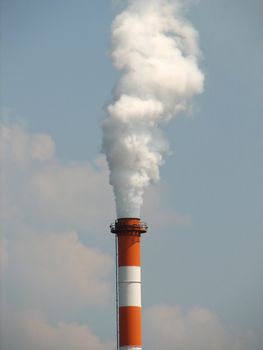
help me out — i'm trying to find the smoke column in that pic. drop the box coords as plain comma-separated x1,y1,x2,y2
102,0,204,218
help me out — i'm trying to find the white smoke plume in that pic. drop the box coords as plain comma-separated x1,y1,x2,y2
102,0,204,218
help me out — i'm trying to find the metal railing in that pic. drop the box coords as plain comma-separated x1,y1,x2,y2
110,220,148,234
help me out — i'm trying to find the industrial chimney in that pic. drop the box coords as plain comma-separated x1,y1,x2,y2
111,218,148,350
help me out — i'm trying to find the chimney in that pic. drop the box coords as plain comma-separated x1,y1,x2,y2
111,218,148,350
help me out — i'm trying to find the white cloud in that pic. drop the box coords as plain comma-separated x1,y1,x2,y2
1,306,114,350
0,124,55,167
4,230,113,314
29,157,115,232
1,124,115,234
144,305,257,350
30,133,55,160
1,123,115,345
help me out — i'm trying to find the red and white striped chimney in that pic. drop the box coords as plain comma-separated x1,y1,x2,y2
111,218,148,350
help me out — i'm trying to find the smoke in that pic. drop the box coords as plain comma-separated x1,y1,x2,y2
102,0,204,218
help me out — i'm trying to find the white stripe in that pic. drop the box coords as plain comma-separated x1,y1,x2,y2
119,266,141,282
120,347,142,350
119,282,141,307
118,266,141,306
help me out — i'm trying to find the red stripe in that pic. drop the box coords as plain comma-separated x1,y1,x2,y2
119,306,142,346
118,235,141,266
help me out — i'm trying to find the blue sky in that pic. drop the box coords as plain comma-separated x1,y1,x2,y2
1,1,263,349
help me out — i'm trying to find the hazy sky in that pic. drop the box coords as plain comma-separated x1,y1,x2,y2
1,1,263,349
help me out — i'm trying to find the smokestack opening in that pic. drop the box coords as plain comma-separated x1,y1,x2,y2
110,218,148,235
